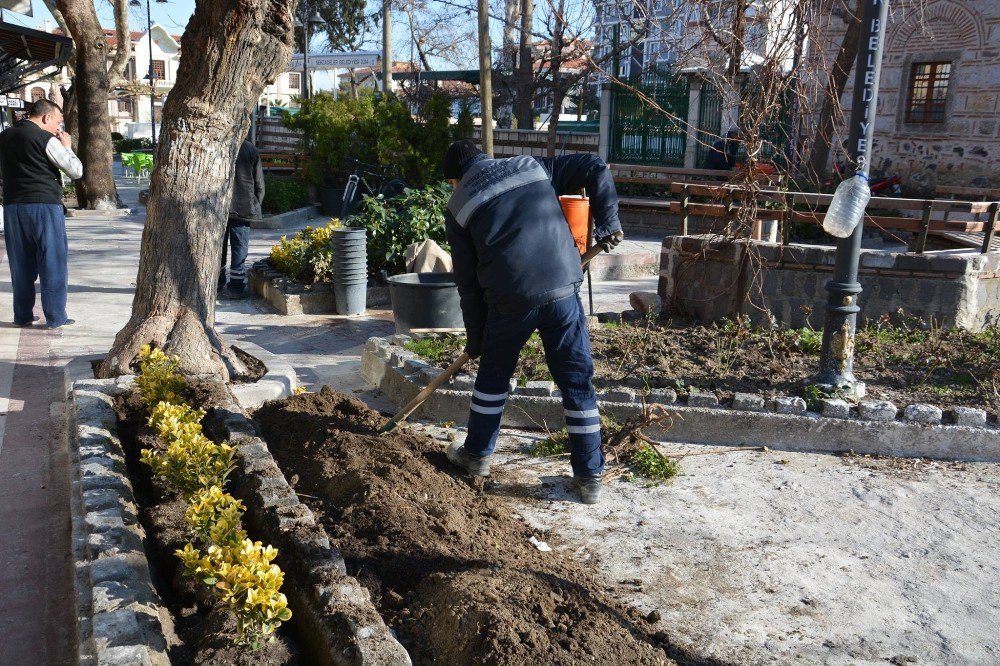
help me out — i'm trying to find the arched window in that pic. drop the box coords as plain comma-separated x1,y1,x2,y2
30,87,46,102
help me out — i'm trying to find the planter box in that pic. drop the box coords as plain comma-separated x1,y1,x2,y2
249,258,390,316
253,204,321,230
67,353,409,665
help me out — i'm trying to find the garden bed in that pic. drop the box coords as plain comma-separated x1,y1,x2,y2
254,388,676,665
248,258,390,315
408,317,1000,412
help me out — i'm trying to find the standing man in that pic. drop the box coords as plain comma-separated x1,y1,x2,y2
219,133,264,299
0,99,82,328
442,140,623,504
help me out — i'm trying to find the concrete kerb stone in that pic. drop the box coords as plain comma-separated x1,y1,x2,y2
205,392,411,665
229,340,297,410
67,380,170,666
253,204,319,230
904,403,944,425
361,337,1000,462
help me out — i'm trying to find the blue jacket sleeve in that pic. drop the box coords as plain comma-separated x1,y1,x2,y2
445,212,487,356
535,153,623,238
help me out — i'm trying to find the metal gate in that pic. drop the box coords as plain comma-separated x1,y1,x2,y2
695,82,722,168
609,67,689,166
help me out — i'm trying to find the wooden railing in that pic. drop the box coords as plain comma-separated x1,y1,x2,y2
259,151,309,175
655,182,1000,254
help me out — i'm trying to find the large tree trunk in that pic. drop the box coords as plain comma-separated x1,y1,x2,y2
808,0,863,182
514,0,534,130
99,0,295,379
544,0,566,157
56,0,119,210
497,0,520,129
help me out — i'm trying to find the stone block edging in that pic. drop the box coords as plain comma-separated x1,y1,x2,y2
253,205,320,230
69,377,171,666
249,259,390,316
69,377,411,665
362,336,1000,462
230,340,297,410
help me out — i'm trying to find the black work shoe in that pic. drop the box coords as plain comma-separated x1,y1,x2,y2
14,316,40,327
226,287,247,300
46,318,75,329
446,442,490,477
576,477,602,505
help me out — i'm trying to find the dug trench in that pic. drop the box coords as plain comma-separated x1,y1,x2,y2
114,382,303,665
255,387,690,665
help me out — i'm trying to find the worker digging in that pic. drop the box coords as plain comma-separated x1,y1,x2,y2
440,139,624,504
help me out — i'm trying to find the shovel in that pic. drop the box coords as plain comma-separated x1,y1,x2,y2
379,244,607,434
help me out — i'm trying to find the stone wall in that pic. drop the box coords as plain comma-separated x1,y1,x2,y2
831,0,1000,190
471,128,599,158
658,235,1000,330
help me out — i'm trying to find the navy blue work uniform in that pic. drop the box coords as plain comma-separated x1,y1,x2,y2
445,153,622,478
220,139,265,293
0,119,82,327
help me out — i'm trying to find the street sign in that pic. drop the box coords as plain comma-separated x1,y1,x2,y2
287,51,379,71
0,96,24,108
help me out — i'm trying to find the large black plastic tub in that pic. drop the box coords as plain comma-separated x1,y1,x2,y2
387,272,463,334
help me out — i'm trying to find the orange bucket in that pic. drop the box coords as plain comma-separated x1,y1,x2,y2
559,195,590,255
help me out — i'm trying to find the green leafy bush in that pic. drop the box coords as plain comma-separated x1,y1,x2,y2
262,176,310,214
285,90,453,188
114,137,153,154
347,182,451,277
269,220,341,283
453,98,475,140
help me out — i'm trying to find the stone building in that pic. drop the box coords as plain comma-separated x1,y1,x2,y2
835,0,1000,189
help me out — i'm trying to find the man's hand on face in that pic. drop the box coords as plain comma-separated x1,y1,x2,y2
56,130,72,148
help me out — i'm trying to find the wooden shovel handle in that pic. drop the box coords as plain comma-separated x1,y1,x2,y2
580,243,604,268
380,352,471,433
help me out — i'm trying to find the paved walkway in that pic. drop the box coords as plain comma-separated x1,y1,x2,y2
0,172,657,662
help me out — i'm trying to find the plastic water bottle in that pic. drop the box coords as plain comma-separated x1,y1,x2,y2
823,173,871,238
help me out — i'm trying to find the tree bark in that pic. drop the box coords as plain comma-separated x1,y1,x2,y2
497,0,521,129
515,0,534,130
808,0,863,182
99,0,295,379
107,0,133,90
56,0,120,209
544,0,566,157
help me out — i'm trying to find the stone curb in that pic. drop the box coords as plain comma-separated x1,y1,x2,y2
205,390,412,666
68,379,171,666
66,207,133,218
230,340,297,410
252,205,320,230
362,336,1000,462
248,259,391,316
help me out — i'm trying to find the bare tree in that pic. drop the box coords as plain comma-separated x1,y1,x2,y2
52,0,131,209
99,0,295,378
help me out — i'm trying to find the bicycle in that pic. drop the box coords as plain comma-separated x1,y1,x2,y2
340,158,408,218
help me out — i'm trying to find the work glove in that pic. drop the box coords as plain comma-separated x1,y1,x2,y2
596,230,624,252
464,335,483,360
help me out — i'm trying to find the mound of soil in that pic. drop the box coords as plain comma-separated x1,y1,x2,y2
255,388,673,665
114,385,298,665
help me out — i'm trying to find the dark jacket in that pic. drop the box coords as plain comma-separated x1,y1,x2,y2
229,140,265,222
0,119,63,205
704,138,738,171
445,153,622,354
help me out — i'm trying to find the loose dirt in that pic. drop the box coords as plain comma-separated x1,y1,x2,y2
254,387,676,666
114,387,299,665
416,319,1000,411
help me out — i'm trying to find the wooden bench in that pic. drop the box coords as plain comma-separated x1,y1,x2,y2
259,151,309,175
661,182,1000,253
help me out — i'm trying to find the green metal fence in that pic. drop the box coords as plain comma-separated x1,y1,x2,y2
695,82,722,168
609,67,689,166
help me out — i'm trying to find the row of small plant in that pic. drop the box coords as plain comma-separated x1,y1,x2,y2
269,219,341,284
135,346,292,648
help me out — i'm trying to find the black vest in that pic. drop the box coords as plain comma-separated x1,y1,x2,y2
0,120,63,205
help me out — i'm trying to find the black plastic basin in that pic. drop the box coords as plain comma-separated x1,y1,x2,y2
387,272,464,334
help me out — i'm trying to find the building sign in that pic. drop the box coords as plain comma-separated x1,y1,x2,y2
0,0,33,16
287,52,380,71
0,96,24,109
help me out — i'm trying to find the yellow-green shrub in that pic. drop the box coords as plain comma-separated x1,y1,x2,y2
177,540,293,646
269,219,341,284
185,486,246,546
148,401,206,442
136,345,187,406
140,430,234,497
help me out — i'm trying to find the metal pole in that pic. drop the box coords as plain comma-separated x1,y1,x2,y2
303,23,310,100
382,0,392,95
813,0,890,395
477,0,494,156
146,0,156,149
